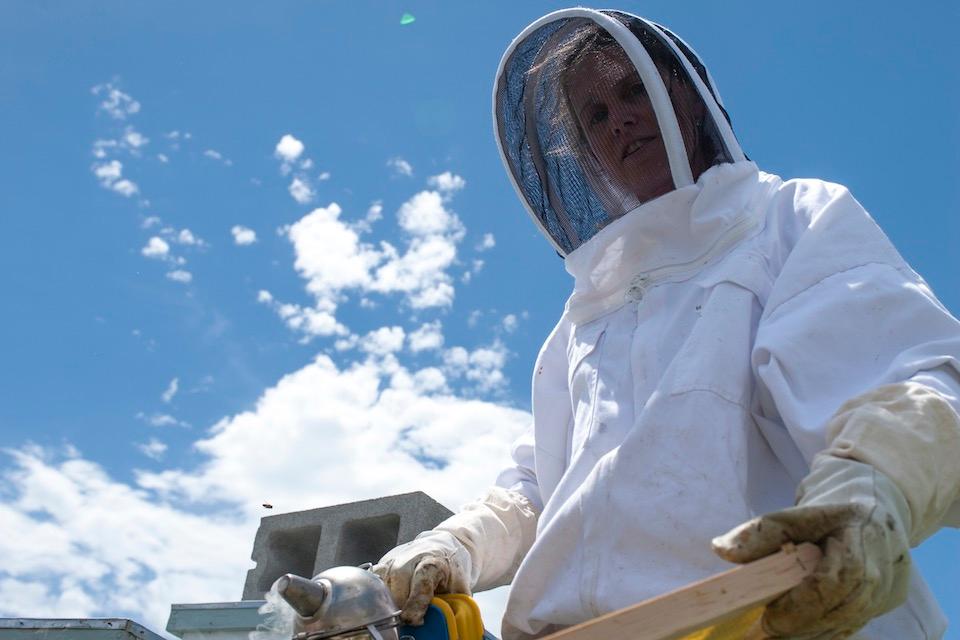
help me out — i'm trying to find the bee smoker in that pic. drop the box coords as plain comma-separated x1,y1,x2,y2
274,566,402,640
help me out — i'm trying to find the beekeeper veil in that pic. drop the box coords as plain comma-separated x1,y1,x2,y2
494,9,746,256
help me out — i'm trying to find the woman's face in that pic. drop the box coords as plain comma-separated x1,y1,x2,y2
566,47,704,204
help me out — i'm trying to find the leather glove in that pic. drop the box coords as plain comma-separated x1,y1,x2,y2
372,487,539,625
372,530,473,625
713,455,911,639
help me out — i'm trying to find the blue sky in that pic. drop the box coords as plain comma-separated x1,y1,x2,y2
1,0,958,636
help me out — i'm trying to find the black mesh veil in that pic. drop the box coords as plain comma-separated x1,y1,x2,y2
494,10,744,255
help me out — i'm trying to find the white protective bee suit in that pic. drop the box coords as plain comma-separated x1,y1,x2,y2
375,8,960,639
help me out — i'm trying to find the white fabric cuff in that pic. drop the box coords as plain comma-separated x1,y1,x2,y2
433,486,540,592
824,381,960,544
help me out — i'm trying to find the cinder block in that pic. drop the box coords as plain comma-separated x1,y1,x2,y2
242,491,452,600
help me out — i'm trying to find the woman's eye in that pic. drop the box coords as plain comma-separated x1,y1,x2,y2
589,106,608,125
627,83,647,99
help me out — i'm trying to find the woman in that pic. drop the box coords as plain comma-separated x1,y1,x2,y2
375,9,960,639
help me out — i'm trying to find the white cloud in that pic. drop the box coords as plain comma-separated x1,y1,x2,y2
111,179,139,197
408,321,444,353
92,139,117,159
368,191,464,309
387,157,413,177
157,153,169,164
271,184,466,338
502,314,518,333
353,201,383,234
161,378,179,404
397,190,463,237
411,367,448,394
93,160,123,184
0,447,251,630
203,149,233,166
92,160,139,198
288,203,382,299
91,82,141,120
123,127,149,151
137,412,188,428
135,353,529,513
141,237,170,259
442,341,510,393
288,177,315,204
231,225,257,246
138,439,168,460
427,171,466,195
166,270,193,284
317,171,331,181
176,229,202,246
141,216,161,229
477,233,496,251
274,134,305,164
261,297,348,340
360,326,406,356
334,335,359,352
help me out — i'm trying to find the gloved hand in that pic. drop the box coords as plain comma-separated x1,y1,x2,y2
372,487,539,625
372,530,473,625
712,455,912,639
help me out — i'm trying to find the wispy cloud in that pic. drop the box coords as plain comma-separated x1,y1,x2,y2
274,134,319,204
92,160,139,198
203,149,233,166
161,378,179,404
408,320,444,352
166,270,193,284
91,82,141,120
427,171,466,196
141,237,170,259
288,177,315,204
387,156,414,177
138,438,168,460
231,225,257,246
136,412,189,428
442,341,511,394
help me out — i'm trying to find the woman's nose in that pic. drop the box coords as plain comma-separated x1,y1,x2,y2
610,108,635,137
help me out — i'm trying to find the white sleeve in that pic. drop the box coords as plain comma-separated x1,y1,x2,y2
751,181,960,535
495,424,543,513
753,262,960,465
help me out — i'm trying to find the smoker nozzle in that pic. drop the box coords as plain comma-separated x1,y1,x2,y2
277,573,329,618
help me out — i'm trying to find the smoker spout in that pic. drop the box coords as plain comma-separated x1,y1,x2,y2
276,573,328,618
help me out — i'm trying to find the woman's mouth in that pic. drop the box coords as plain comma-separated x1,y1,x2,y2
622,136,656,160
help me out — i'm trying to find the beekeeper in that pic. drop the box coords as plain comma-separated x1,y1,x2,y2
374,9,960,639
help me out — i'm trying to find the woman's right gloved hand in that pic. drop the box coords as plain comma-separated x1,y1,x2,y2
371,530,473,625
372,486,541,625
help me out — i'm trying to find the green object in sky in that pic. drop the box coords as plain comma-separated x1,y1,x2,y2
400,13,416,25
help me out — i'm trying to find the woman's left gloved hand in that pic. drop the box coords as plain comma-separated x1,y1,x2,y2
715,381,960,638
712,455,911,639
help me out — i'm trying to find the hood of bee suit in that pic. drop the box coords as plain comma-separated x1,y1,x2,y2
493,9,771,323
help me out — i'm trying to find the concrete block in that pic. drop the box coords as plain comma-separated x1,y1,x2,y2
242,491,452,600
0,618,165,640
